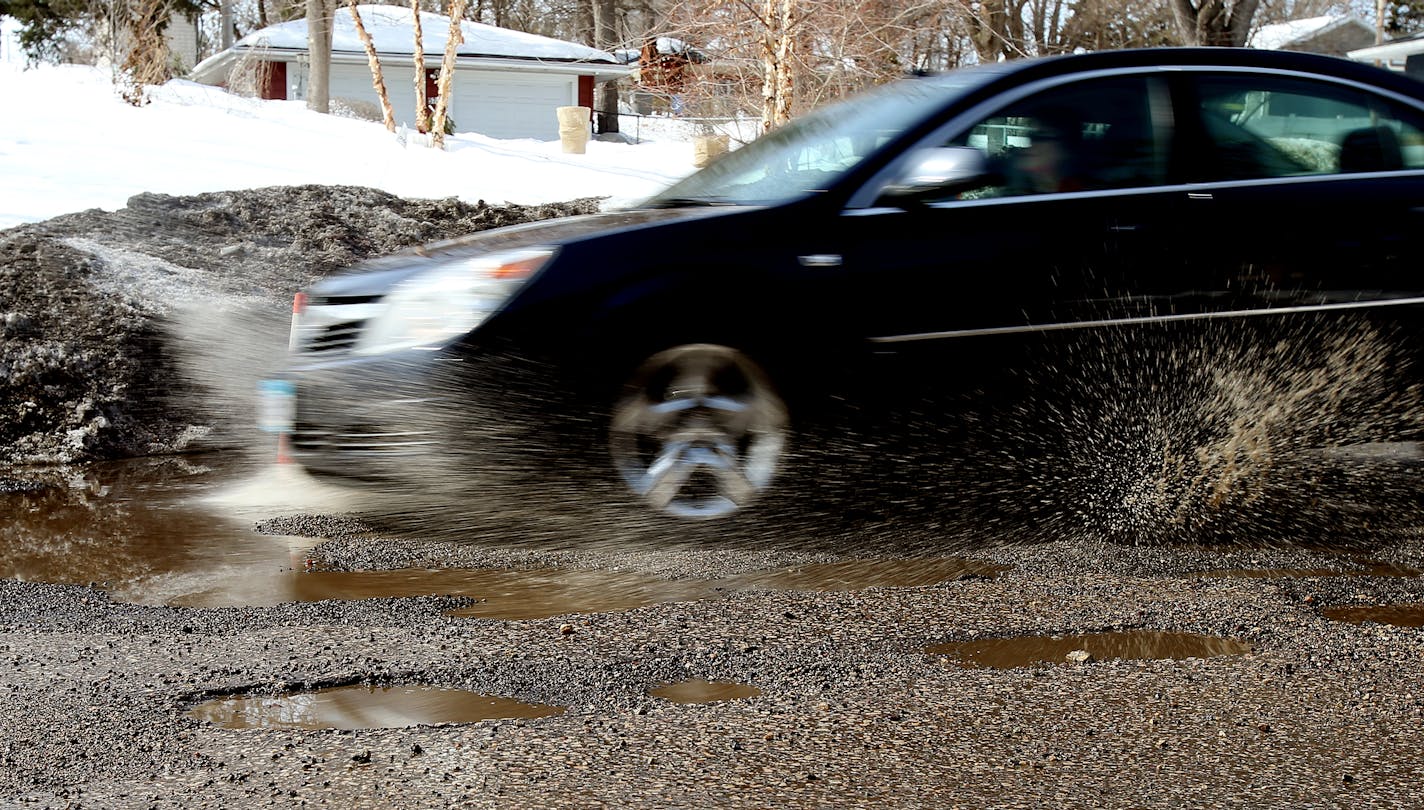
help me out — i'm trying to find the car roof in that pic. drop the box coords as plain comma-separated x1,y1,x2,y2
920,47,1424,102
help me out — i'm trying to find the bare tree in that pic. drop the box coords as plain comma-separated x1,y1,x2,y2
431,0,469,147
592,0,619,133
1170,0,1261,45
348,0,397,131
119,0,177,104
306,0,334,112
412,0,432,133
659,0,972,128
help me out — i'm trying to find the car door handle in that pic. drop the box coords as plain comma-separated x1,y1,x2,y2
798,254,843,268
1107,224,1140,233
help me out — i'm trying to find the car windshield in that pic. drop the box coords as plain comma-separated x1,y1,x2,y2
645,71,999,208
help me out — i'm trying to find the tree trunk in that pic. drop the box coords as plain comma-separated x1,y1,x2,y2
592,0,618,133
412,0,431,133
760,0,795,131
221,0,234,48
773,0,794,126
760,0,777,131
305,0,332,113
348,0,396,132
431,0,468,148
1171,0,1260,46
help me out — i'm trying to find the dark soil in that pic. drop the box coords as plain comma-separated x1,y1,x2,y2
0,186,600,465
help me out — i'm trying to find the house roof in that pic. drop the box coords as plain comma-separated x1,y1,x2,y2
1250,14,1371,51
1349,28,1424,63
244,6,615,62
190,6,628,82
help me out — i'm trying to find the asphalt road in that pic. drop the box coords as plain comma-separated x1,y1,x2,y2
3,499,1424,808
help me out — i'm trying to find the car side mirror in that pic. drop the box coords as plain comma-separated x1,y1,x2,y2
876,147,995,205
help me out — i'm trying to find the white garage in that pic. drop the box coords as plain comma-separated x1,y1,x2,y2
449,72,576,140
191,5,628,141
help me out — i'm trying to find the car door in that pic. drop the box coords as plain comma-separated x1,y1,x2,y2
1172,71,1424,321
832,73,1188,378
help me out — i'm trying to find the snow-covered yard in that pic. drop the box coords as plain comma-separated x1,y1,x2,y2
0,59,706,230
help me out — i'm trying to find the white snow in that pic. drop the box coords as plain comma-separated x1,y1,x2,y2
0,60,708,230
1,15,22,64
235,5,614,62
1250,14,1350,51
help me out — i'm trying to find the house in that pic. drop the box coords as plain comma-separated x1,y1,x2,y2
1249,14,1375,57
189,6,628,140
1349,30,1424,76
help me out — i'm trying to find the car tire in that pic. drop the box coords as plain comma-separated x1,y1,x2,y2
608,344,790,520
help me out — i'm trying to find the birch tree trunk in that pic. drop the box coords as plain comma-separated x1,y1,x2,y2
412,0,431,133
760,0,777,132
760,0,795,132
349,0,397,132
431,0,469,148
306,0,332,113
773,0,794,127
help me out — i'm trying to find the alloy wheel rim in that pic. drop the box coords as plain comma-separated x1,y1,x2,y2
610,345,788,518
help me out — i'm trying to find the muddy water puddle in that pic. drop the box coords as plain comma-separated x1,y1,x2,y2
189,685,564,730
930,630,1251,669
1196,562,1421,579
0,456,1006,615
649,679,761,704
0,456,324,606
1321,604,1424,627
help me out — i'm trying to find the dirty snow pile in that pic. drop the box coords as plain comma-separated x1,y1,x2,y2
1,58,705,466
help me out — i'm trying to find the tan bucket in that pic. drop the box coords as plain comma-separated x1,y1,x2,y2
557,106,591,154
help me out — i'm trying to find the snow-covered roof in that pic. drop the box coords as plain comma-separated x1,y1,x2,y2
236,6,615,63
1250,14,1369,51
1349,28,1424,64
613,37,708,65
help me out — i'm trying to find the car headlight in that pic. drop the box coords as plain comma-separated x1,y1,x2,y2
353,248,555,355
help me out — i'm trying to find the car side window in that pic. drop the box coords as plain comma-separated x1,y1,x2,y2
948,76,1169,199
1192,75,1424,181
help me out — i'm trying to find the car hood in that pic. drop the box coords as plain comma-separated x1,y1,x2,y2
307,206,734,299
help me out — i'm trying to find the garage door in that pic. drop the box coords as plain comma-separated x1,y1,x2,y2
449,71,577,140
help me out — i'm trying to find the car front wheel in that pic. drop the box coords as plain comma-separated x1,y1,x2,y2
609,344,789,519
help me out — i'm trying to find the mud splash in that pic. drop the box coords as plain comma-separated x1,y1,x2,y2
967,319,1424,547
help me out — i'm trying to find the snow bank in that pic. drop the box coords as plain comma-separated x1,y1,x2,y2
0,62,700,230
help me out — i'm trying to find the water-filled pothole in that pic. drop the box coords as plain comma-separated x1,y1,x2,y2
1320,604,1424,627
188,685,565,730
1196,561,1421,579
648,679,761,704
736,558,1008,591
928,630,1251,669
2,457,1007,615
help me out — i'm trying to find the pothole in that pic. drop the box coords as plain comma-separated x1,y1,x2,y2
735,558,1008,591
188,685,565,730
2,457,1008,614
1196,561,1421,579
928,630,1252,669
648,679,761,704
1320,604,1424,627
440,570,714,620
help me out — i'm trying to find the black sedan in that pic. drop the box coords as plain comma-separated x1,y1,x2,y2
272,48,1424,535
